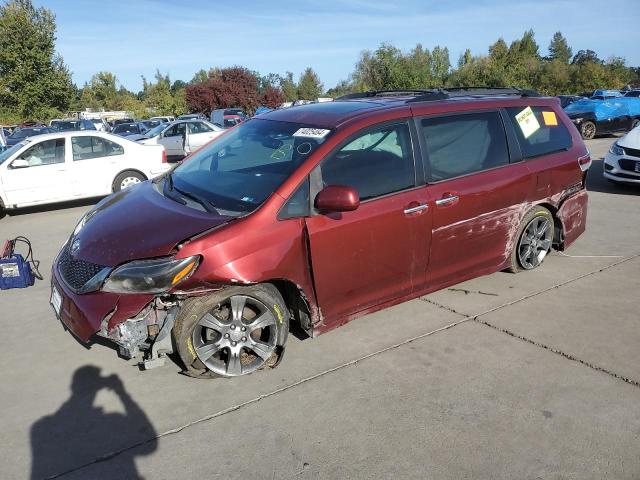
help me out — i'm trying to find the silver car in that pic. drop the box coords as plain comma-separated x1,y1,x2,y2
135,120,224,161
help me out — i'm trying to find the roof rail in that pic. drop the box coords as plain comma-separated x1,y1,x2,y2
336,87,542,103
336,89,436,100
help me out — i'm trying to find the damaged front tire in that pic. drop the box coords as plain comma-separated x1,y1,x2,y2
173,284,289,378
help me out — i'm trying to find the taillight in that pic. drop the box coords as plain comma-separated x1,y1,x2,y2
162,149,167,163
578,152,591,172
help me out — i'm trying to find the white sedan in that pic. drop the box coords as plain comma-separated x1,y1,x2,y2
135,120,224,161
604,126,640,185
0,131,170,212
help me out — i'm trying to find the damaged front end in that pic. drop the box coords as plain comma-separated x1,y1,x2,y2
99,297,180,369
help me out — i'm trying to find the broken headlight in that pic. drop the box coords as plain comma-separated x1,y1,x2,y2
102,256,200,294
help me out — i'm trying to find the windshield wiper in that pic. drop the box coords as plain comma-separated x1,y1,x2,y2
173,185,219,214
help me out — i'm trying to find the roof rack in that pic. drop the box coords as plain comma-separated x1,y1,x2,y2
336,87,541,103
336,90,437,100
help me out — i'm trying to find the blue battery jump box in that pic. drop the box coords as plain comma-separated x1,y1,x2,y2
0,237,41,290
0,253,35,289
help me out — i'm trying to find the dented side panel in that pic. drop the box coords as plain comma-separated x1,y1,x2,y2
557,190,588,249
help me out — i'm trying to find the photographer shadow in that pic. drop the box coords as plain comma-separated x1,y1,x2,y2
30,366,157,480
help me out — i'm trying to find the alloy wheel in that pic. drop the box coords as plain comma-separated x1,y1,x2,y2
517,216,553,270
191,295,278,377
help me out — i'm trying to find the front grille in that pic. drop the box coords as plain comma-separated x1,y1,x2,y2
619,159,640,172
622,146,640,158
57,243,106,292
610,172,640,180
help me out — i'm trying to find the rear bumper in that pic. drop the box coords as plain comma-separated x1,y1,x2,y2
51,262,153,343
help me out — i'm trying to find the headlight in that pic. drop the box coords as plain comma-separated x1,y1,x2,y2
102,255,200,294
609,142,625,156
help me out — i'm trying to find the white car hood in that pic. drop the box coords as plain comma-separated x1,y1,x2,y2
619,127,640,149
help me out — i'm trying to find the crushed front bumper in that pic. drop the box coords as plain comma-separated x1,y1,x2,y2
51,264,153,343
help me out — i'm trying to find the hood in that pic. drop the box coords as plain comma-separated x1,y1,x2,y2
619,126,640,150
71,181,232,267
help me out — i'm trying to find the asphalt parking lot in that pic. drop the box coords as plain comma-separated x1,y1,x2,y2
1,136,638,479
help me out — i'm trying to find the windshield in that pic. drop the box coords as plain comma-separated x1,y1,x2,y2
144,124,165,138
0,141,26,164
10,127,49,139
170,119,332,215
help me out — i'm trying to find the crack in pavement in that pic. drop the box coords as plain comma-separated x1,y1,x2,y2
474,317,640,389
50,253,640,479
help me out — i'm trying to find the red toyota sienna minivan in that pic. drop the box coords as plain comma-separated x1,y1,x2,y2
51,88,590,378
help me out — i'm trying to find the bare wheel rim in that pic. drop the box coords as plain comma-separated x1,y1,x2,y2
581,122,595,139
517,215,553,270
120,176,141,189
191,295,278,377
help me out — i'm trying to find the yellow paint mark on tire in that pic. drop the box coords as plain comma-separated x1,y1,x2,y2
273,304,284,324
187,336,197,359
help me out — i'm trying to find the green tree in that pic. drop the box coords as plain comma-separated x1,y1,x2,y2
430,46,450,86
297,67,323,100
279,71,297,101
548,31,572,64
0,0,74,122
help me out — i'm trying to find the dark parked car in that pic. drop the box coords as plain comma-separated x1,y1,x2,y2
50,119,97,132
111,122,149,137
51,87,589,379
564,97,640,139
6,126,54,147
140,119,162,130
557,95,583,108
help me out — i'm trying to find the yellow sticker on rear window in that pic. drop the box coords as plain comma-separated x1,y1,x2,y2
515,106,541,139
542,111,558,126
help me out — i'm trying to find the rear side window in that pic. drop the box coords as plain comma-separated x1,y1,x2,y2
421,111,509,182
321,123,415,201
72,136,124,160
507,106,572,158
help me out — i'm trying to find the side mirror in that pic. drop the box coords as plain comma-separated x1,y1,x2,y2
11,159,29,169
314,185,360,213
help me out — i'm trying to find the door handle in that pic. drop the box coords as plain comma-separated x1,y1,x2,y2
404,203,429,214
435,194,459,207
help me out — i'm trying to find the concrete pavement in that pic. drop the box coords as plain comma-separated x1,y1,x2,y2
0,136,638,479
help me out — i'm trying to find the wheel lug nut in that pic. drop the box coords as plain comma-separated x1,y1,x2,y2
241,326,246,332
231,341,237,346
241,336,247,342
224,333,229,338
230,325,236,330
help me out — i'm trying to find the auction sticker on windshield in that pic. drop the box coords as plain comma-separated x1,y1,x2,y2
51,285,62,317
515,106,541,138
292,128,331,138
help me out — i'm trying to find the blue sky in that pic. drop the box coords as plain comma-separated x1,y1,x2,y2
39,0,640,92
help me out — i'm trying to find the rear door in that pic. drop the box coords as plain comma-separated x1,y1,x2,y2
159,123,186,158
305,120,432,321
2,137,70,205
186,121,222,152
416,110,530,288
69,135,126,196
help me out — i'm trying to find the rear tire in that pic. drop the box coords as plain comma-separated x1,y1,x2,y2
508,206,554,273
580,121,596,140
112,170,146,192
173,284,289,379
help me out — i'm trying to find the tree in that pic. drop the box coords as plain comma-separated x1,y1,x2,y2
572,49,601,65
0,0,74,121
430,46,450,86
277,72,296,101
260,86,285,108
518,29,540,58
185,66,262,115
548,32,572,64
297,67,323,100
